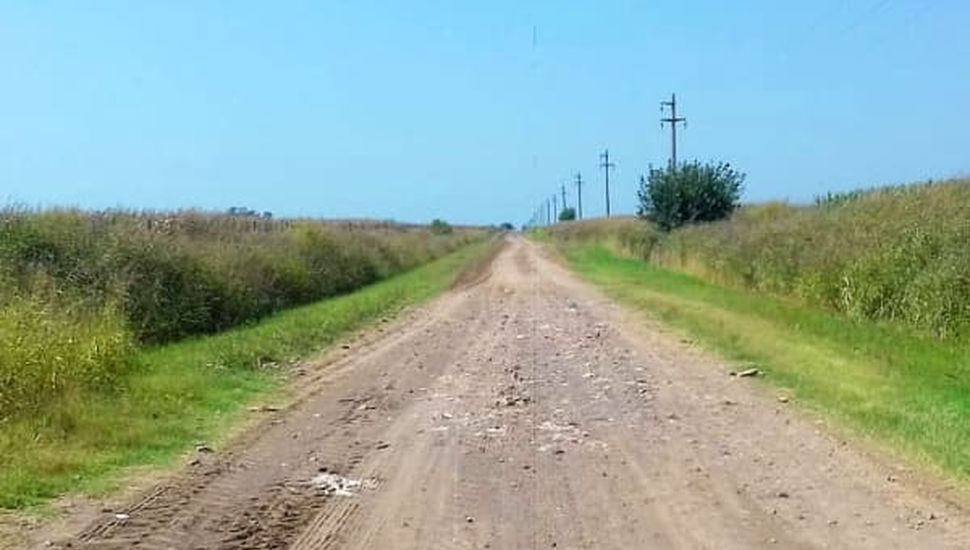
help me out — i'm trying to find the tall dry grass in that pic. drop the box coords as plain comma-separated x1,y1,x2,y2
547,217,662,260
547,178,970,340
0,294,132,419
0,209,485,420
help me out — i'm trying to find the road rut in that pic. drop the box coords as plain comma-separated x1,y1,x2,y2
43,236,970,549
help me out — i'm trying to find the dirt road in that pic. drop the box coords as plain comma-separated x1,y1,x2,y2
38,236,970,549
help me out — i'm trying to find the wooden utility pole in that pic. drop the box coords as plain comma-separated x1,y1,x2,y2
600,150,615,217
561,184,568,213
660,93,687,170
575,172,583,220
552,194,558,223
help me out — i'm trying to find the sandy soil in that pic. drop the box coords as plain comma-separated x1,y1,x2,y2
20,235,970,549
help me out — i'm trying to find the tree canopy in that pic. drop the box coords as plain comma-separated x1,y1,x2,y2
637,161,744,231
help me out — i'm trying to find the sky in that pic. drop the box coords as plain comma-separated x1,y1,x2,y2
1,1,968,225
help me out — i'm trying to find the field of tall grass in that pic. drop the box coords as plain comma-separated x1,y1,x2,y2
0,209,485,422
547,178,970,341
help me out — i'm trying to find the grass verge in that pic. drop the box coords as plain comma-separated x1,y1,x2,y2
558,243,970,482
0,239,494,510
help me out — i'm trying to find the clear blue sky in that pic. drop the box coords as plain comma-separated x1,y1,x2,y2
1,1,968,225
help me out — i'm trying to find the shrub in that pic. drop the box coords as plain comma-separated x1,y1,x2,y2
558,207,577,221
637,161,745,231
430,218,453,235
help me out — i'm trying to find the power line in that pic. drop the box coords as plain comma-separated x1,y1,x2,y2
600,149,615,217
660,93,687,169
575,172,583,220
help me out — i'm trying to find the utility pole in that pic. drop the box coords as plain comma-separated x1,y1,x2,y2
546,198,551,226
561,184,568,213
660,93,687,170
552,194,558,222
575,172,583,220
600,149,615,217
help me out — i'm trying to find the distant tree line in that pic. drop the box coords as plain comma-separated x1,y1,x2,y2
228,206,273,219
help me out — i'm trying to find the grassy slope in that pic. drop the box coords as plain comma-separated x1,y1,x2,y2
656,181,970,340
0,239,492,509
549,180,970,341
559,244,970,482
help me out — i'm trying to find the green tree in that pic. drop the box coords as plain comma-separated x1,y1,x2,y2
637,161,744,231
430,218,453,235
558,207,577,221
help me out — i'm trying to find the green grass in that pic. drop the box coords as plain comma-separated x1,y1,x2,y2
0,240,492,510
559,244,970,482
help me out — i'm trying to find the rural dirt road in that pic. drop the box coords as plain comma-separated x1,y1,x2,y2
30,236,970,549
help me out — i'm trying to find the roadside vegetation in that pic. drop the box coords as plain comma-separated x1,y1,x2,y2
540,177,970,481
556,245,970,482
637,161,745,230
0,209,489,508
552,178,970,341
